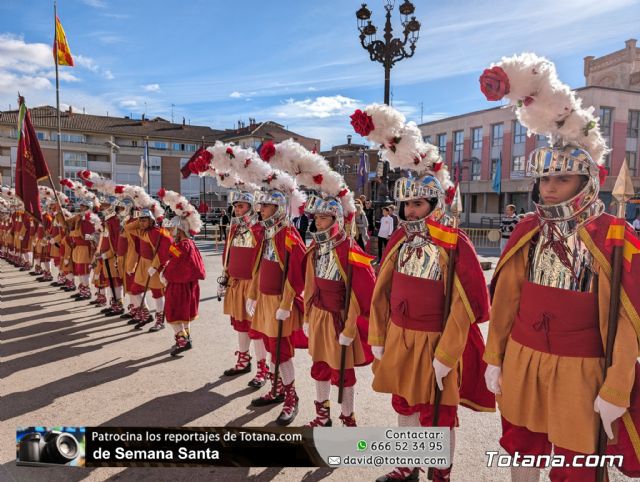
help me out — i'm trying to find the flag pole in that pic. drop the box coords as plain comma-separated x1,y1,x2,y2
54,1,62,188
145,136,150,191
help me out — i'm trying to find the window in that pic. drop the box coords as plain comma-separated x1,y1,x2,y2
63,151,87,168
149,155,161,172
423,135,432,144
513,121,526,144
172,143,183,151
36,131,46,141
512,155,526,172
491,123,503,147
471,195,478,213
603,153,610,170
437,133,447,157
186,144,197,152
628,111,640,139
471,157,481,180
627,151,637,173
132,140,138,147
599,107,612,137
472,127,482,150
454,130,463,163
152,141,167,150
53,132,86,143
87,154,109,163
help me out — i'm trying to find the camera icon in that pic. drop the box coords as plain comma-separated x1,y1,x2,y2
17,430,81,466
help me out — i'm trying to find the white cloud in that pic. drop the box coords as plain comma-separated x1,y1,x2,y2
143,83,161,93
75,55,99,73
274,95,359,119
81,0,107,8
120,99,138,108
103,69,114,80
229,91,243,98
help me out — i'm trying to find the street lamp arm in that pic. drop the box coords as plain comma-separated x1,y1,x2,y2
360,37,387,65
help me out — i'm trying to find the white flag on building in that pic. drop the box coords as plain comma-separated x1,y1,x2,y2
138,157,147,187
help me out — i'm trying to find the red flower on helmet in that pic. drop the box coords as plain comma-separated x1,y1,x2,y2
337,188,348,198
479,66,510,101
598,165,608,186
298,204,305,215
350,109,375,137
157,188,166,199
78,170,90,179
115,185,125,194
176,203,184,211
433,161,443,172
260,141,276,162
244,158,251,167
84,181,94,188
313,174,323,185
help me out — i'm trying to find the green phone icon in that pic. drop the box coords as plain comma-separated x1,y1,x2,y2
357,440,367,451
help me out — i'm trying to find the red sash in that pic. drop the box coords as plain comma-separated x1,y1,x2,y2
259,259,283,295
511,281,603,357
390,271,445,332
228,246,255,280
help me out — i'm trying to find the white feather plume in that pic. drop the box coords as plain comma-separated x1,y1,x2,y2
483,52,608,165
157,188,201,234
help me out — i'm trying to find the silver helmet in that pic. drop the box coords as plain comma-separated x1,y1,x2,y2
228,190,255,226
394,173,445,224
304,193,344,243
115,197,134,218
254,189,287,225
135,207,155,221
528,144,602,222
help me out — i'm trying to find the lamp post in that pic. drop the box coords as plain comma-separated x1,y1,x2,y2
356,1,420,210
356,0,421,105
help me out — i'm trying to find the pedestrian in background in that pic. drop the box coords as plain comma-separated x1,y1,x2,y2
500,204,519,253
377,207,393,261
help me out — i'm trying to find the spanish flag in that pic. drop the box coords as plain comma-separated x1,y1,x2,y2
427,218,459,249
606,218,640,271
54,16,74,67
285,227,296,252
349,247,375,268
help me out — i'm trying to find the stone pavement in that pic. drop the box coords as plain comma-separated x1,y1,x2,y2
0,242,627,481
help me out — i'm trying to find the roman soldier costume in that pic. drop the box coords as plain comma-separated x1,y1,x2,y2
351,104,495,482
481,53,640,481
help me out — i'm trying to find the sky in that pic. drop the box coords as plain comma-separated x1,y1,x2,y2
0,0,638,149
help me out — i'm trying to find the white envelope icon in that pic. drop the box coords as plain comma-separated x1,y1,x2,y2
328,456,341,465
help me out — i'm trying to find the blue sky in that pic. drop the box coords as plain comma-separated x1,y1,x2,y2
0,0,638,149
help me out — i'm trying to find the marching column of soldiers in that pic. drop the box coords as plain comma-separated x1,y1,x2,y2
2,52,640,482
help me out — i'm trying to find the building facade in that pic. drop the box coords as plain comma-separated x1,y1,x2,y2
0,108,320,208
419,40,640,225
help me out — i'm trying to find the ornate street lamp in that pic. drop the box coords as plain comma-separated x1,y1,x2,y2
356,1,421,105
356,1,420,208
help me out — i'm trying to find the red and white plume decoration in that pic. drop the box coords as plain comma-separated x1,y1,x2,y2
349,104,455,202
1,186,21,207
60,178,101,209
199,165,261,192
205,141,306,215
156,188,202,235
260,139,356,220
38,185,69,206
77,170,118,196
479,52,608,179
85,210,102,234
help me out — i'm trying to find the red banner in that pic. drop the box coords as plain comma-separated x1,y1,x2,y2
16,98,50,222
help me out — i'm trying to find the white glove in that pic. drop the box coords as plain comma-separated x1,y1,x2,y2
594,396,626,439
245,299,257,317
484,364,503,395
339,333,354,346
433,358,452,391
64,259,70,265
275,308,291,321
217,283,226,299
372,346,384,360
84,234,93,241
49,238,56,245
19,236,24,241
147,266,157,277
100,253,108,260
303,322,309,337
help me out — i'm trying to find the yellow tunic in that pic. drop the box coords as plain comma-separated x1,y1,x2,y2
368,244,473,407
484,233,638,454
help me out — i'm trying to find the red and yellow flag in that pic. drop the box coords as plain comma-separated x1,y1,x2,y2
427,218,459,249
54,16,74,67
285,227,298,252
606,218,640,271
348,247,375,268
